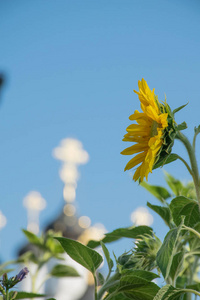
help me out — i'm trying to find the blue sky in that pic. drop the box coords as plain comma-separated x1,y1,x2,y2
0,0,200,262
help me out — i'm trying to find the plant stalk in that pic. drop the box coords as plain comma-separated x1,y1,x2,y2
176,132,200,205
97,272,120,300
5,288,9,300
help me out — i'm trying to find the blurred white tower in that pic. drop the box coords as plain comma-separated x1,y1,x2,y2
0,211,7,230
53,138,89,208
23,191,46,234
50,138,92,300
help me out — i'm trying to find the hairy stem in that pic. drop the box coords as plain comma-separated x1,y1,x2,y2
176,132,200,205
97,272,120,300
182,225,200,239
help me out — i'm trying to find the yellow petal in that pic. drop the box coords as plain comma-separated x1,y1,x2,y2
124,152,146,171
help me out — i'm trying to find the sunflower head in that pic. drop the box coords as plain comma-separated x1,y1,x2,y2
121,79,185,182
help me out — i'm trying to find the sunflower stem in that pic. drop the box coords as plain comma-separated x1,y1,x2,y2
176,132,200,205
175,154,193,177
97,272,120,300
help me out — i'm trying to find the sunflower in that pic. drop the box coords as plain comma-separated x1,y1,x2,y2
121,79,169,182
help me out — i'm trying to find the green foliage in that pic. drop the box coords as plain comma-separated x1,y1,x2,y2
164,172,196,199
156,222,184,280
153,154,179,170
0,269,14,277
140,181,171,203
118,234,161,272
54,168,200,300
22,229,64,260
153,285,185,300
50,264,80,277
87,226,153,248
0,229,82,300
22,230,43,248
98,272,105,285
104,270,160,300
14,292,46,299
170,196,200,227
169,252,185,283
147,202,171,227
55,237,103,275
100,241,114,278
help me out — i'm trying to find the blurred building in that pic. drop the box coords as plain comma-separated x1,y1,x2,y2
18,138,106,300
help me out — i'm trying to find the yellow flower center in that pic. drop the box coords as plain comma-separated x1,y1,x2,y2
150,121,159,137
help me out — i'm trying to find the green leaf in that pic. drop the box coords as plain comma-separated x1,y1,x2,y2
55,237,103,274
114,271,160,300
45,231,65,255
15,292,46,299
119,282,160,300
176,122,187,131
164,172,184,196
156,226,182,279
100,241,114,274
46,299,56,300
17,251,40,265
173,103,188,115
121,270,159,282
104,293,129,300
147,202,171,227
98,272,105,285
195,124,200,133
169,252,184,283
186,283,200,292
87,226,153,248
153,154,178,170
153,285,185,300
22,230,42,247
140,181,171,203
50,264,80,277
0,268,14,277
170,196,200,227
188,222,200,253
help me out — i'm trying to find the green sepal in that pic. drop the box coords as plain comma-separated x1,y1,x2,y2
194,124,200,135
153,100,187,171
176,122,187,131
153,153,178,170
173,103,188,115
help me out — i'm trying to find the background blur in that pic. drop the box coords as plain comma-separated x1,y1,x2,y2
0,0,200,262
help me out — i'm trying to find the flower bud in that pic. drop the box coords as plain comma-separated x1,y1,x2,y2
15,267,29,282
